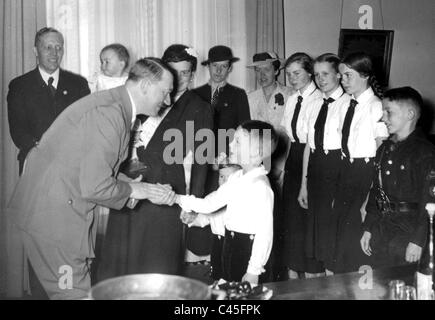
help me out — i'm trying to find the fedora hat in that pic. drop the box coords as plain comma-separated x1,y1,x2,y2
201,45,240,66
247,52,283,68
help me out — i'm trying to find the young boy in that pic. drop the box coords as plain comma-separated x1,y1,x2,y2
182,163,242,281
361,86,435,268
90,43,130,92
176,120,277,285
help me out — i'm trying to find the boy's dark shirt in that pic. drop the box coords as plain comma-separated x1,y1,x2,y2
364,128,435,248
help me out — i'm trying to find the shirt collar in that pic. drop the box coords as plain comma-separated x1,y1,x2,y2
38,66,60,88
298,81,317,99
209,81,227,95
126,88,137,126
323,86,344,100
241,165,268,179
353,87,375,105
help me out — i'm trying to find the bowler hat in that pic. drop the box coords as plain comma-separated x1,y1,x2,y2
247,52,283,68
201,45,240,66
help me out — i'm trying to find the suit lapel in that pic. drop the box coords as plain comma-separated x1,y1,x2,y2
56,69,66,100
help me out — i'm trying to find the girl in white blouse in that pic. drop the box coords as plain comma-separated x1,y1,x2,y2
280,53,323,279
330,52,388,274
298,53,351,276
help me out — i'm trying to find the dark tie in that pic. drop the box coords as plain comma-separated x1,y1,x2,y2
291,95,303,143
211,86,221,109
314,97,335,150
341,99,358,158
48,77,56,98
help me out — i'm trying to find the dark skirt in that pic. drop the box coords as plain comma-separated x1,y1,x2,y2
282,142,324,273
329,157,375,273
305,149,341,264
95,208,130,283
96,201,184,282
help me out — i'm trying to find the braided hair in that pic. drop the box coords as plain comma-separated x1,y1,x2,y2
341,52,383,98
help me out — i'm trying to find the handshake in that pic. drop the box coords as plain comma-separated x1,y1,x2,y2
128,175,178,208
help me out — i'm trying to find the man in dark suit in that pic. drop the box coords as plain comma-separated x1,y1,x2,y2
188,45,251,260
7,27,90,175
7,58,176,299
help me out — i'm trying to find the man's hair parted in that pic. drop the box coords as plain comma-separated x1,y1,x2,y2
128,57,172,83
34,27,63,47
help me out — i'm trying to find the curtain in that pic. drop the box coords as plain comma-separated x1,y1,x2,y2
245,0,286,91
46,0,249,91
0,0,47,298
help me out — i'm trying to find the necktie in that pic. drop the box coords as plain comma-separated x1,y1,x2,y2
48,77,56,98
314,97,335,150
211,86,220,108
341,99,358,158
291,95,303,143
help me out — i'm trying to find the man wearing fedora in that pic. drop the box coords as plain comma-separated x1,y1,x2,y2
247,52,294,281
186,45,251,265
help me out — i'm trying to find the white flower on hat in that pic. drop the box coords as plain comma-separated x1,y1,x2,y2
185,47,198,58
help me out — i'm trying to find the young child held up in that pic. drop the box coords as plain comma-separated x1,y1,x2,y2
176,120,278,285
90,43,130,92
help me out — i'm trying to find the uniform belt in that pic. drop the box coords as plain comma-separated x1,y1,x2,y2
389,202,419,213
311,148,341,155
225,229,255,240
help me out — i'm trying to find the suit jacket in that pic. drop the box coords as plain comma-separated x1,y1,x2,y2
7,68,90,174
7,86,133,257
193,83,251,134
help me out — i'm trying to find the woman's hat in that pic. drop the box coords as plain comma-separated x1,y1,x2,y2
247,52,283,68
201,45,240,66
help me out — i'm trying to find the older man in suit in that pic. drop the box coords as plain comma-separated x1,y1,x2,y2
7,27,90,175
7,58,176,299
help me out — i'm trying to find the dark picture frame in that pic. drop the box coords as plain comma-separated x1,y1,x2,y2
338,29,394,88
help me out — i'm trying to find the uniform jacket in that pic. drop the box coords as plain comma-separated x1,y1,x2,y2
7,68,90,173
364,129,435,247
7,86,133,256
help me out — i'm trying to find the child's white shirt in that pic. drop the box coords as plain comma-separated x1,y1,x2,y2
189,208,226,237
89,73,128,92
179,165,274,275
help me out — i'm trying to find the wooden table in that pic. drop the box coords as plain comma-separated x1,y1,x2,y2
264,264,418,300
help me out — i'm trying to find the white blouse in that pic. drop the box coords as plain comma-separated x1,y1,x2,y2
281,81,322,143
248,83,294,129
178,166,274,275
339,87,388,159
306,86,350,151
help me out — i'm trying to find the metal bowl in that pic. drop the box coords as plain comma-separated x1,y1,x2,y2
90,274,213,300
